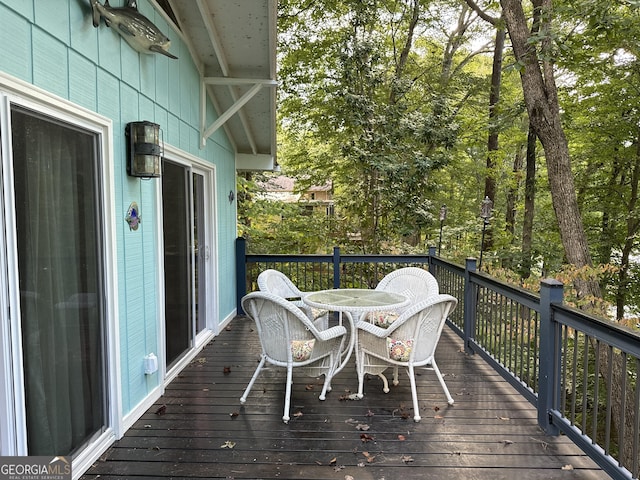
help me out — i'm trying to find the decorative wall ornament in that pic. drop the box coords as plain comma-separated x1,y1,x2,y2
91,0,178,59
125,202,141,230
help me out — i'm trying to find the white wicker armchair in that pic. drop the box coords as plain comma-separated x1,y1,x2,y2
374,267,439,307
355,294,458,422
257,269,328,328
240,291,348,423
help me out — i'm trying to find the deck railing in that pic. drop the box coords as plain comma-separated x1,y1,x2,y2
236,237,640,480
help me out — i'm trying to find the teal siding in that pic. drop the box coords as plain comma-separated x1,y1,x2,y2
0,0,239,417
0,6,32,80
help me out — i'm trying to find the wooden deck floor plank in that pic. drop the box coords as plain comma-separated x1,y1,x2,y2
81,319,603,480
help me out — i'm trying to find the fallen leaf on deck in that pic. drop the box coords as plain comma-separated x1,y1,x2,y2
360,433,375,443
345,475,355,480
155,405,166,415
398,435,406,441
305,384,314,390
365,409,375,417
401,455,414,463
499,416,510,421
502,440,513,445
329,457,337,465
561,464,574,470
293,411,304,418
362,452,375,463
197,357,206,364
356,424,370,431
221,441,236,449
223,366,231,374
229,411,239,418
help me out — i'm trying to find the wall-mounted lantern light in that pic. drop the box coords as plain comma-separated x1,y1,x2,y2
125,121,162,178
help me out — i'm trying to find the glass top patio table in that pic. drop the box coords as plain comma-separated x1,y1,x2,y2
304,289,409,313
303,289,409,388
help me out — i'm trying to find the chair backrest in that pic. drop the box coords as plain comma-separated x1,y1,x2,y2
386,294,457,363
257,269,304,300
242,291,318,363
375,267,439,303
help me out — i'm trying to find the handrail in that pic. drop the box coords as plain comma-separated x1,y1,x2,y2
236,237,640,479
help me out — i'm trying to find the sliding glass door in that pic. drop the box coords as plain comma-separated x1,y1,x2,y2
7,105,106,456
162,161,212,369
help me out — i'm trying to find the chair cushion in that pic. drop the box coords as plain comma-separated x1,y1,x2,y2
387,337,414,362
311,308,328,320
291,339,315,361
365,310,399,328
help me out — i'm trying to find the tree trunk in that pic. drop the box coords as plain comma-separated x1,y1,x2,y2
505,143,524,243
483,26,506,252
521,125,536,279
616,127,640,320
500,0,600,299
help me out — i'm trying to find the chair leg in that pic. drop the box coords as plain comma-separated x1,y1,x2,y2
356,350,365,399
378,373,390,393
407,363,421,422
392,367,399,386
431,359,454,405
283,362,293,423
240,356,266,404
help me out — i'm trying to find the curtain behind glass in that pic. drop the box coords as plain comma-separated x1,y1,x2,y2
10,107,105,456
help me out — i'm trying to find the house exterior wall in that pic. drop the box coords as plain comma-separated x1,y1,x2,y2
0,0,239,472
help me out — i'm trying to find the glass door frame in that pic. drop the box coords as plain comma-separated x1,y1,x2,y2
0,78,121,469
159,146,217,383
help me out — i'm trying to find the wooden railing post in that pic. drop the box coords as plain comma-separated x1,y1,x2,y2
463,258,477,354
333,246,341,288
236,237,247,314
428,246,437,277
538,278,563,435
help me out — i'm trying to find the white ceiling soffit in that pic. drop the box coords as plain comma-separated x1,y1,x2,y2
167,0,277,170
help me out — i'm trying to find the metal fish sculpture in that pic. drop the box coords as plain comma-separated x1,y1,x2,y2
91,0,178,59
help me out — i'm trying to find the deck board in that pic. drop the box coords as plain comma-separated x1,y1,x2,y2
81,317,604,480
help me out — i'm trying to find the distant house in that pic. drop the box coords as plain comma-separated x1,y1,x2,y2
259,175,334,216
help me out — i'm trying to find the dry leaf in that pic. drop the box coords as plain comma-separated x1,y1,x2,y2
305,384,314,390
293,411,304,418
561,464,574,470
502,440,513,445
360,433,375,442
345,476,355,480
155,405,166,415
223,366,231,374
401,455,414,463
220,441,236,449
356,424,370,431
229,411,239,418
398,434,406,441
329,457,337,465
366,409,375,417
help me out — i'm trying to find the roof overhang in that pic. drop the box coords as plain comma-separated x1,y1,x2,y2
165,0,277,171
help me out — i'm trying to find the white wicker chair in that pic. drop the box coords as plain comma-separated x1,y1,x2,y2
257,269,328,329
368,267,441,383
374,267,439,307
240,291,348,423
355,294,458,422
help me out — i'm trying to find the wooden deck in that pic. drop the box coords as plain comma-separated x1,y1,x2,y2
81,316,604,480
